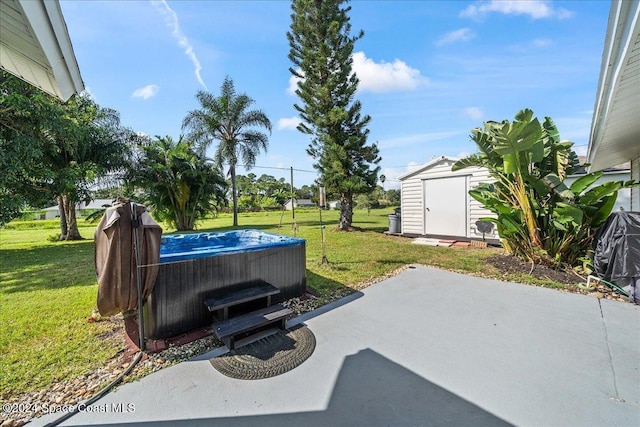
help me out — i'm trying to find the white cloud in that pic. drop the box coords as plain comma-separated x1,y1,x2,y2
531,38,553,48
265,154,292,170
508,37,554,53
152,0,207,89
553,115,592,146
353,51,427,93
380,163,423,189
277,116,301,130
435,28,476,46
287,54,426,95
405,162,423,173
572,145,588,157
463,107,484,121
378,131,464,149
287,72,303,95
80,86,94,99
132,84,159,100
460,1,573,21
379,168,402,189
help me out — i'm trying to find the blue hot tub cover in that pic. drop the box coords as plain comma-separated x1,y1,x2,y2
159,229,305,263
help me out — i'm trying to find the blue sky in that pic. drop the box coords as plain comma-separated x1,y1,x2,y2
60,0,611,189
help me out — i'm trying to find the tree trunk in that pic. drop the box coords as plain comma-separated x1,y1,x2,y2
338,193,353,230
62,194,82,240
231,165,238,227
58,195,68,240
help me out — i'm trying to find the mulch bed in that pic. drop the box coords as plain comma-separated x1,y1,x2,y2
484,253,630,303
485,254,582,285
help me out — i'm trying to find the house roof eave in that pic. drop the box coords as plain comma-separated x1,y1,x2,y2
587,0,640,171
0,0,84,101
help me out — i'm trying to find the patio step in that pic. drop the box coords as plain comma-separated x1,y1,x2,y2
213,304,292,350
204,281,280,321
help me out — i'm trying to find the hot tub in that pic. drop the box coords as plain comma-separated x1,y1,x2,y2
159,229,305,262
143,229,306,339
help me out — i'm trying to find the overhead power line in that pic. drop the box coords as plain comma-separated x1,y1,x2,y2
251,165,317,174
218,162,317,174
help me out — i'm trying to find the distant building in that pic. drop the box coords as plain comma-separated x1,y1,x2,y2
284,198,316,210
39,199,112,220
328,201,341,210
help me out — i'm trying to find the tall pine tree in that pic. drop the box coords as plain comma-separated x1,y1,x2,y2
288,0,380,230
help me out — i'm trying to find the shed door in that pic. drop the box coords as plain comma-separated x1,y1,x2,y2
423,177,467,236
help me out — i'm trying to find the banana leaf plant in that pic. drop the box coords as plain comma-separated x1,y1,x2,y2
453,109,638,268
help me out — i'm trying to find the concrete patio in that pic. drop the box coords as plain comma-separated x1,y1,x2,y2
34,265,639,426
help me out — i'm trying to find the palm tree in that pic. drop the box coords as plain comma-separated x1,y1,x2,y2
125,136,227,231
182,77,272,226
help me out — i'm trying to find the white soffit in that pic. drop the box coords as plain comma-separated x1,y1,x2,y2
0,0,84,101
587,0,640,171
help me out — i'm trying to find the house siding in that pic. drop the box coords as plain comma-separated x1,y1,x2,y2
399,158,496,237
632,157,640,211
467,170,498,238
565,170,631,212
400,173,425,235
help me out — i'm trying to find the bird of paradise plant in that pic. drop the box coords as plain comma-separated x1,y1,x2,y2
453,109,637,268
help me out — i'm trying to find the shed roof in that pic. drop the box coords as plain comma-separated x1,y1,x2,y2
397,156,459,181
0,0,84,101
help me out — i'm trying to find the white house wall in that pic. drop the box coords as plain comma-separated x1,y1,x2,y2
586,1,640,191
565,170,632,212
633,157,640,210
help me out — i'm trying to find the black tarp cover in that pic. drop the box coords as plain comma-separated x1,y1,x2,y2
593,211,640,283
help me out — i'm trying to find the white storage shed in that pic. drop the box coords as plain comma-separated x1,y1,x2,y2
398,156,632,240
398,156,497,239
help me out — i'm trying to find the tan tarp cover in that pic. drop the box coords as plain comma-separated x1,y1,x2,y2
95,202,163,316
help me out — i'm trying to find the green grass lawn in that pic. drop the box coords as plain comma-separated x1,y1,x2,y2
0,224,121,399
0,208,565,400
